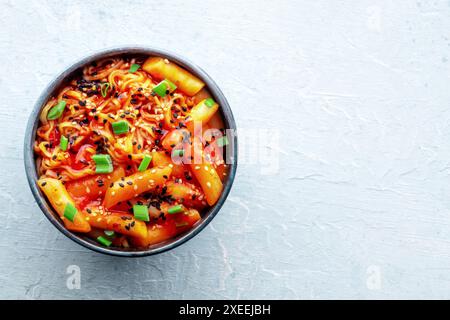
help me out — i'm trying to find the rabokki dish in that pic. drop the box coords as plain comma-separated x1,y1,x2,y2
33,55,230,249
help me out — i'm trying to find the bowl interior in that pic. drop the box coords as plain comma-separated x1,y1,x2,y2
24,47,237,257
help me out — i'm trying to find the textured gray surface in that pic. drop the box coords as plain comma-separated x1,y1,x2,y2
1,0,450,299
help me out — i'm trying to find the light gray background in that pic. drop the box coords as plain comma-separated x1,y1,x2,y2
1,0,450,299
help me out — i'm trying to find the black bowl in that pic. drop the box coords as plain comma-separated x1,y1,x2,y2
24,46,237,257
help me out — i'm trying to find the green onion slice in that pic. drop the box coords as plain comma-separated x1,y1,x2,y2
63,203,77,222
167,205,184,215
216,136,229,147
171,149,184,158
47,101,67,120
97,236,112,247
152,79,177,98
104,230,115,237
129,64,140,73
138,154,152,172
60,135,69,151
133,205,149,221
204,98,216,108
111,120,129,135
92,154,114,174
101,82,111,97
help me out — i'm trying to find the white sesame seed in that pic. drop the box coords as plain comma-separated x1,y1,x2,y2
206,181,211,188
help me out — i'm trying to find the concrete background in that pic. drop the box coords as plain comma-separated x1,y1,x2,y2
1,0,450,299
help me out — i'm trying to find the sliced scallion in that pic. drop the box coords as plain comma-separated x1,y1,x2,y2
152,79,177,98
47,101,67,120
92,154,113,174
138,154,152,172
133,205,149,221
171,149,184,158
111,120,129,135
129,64,140,73
204,98,215,108
216,136,229,147
104,230,115,237
63,203,77,222
168,205,184,215
60,135,69,151
97,236,112,247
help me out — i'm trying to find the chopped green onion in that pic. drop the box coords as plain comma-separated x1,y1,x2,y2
104,230,115,237
97,236,112,247
175,222,189,228
129,64,140,73
47,101,67,120
63,203,77,222
204,98,215,108
168,205,184,215
133,205,149,221
101,82,111,97
138,154,152,172
60,135,69,151
152,79,177,97
111,120,129,135
216,136,229,147
92,154,113,174
171,149,184,157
